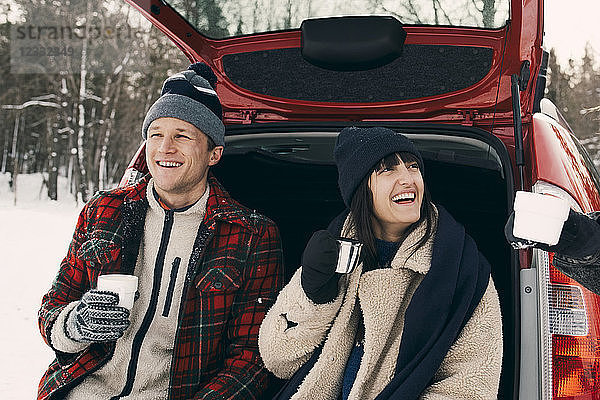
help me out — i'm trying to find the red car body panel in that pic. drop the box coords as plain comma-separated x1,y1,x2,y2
121,0,599,216
122,0,600,218
126,0,543,126
126,0,600,216
530,114,600,212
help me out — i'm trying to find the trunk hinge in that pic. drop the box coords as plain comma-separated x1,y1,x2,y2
241,110,257,124
459,110,477,126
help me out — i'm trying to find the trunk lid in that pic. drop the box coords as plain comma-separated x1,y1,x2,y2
125,0,543,126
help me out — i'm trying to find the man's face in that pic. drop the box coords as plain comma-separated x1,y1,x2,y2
146,117,223,208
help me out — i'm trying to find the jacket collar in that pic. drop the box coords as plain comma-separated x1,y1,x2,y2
119,174,151,202
203,174,258,232
146,179,209,216
389,206,437,275
342,204,438,275
122,174,257,233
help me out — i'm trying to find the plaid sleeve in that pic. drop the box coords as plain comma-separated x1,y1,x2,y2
193,218,283,399
38,204,91,355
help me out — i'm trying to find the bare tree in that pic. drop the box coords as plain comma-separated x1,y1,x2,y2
1,97,61,203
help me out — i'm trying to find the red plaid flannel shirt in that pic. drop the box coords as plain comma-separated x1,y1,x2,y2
37,175,283,399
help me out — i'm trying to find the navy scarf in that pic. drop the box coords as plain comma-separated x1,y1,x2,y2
274,205,491,400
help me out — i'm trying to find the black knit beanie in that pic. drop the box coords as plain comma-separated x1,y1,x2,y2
142,62,225,146
334,126,424,207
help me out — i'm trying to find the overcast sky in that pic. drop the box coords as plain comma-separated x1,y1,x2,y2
544,0,600,66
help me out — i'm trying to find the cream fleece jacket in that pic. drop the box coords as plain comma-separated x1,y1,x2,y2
259,210,503,400
51,180,209,399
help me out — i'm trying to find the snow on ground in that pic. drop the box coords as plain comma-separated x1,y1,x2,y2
0,173,81,400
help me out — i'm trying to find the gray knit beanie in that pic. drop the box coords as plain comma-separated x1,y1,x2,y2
142,62,225,146
334,126,424,207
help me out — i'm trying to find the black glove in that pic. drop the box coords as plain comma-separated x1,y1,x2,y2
65,289,131,343
301,230,341,304
505,209,600,259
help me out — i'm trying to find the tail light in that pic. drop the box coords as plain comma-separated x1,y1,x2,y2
534,181,600,399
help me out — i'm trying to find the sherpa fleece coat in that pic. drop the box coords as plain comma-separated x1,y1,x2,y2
259,211,503,400
38,175,283,400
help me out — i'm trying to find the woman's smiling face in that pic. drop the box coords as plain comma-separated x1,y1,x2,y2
368,153,425,241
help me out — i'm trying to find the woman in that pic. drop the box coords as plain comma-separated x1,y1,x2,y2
259,126,503,400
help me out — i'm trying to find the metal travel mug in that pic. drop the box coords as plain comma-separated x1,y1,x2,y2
335,239,363,274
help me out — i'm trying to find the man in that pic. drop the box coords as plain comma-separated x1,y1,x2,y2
505,208,600,294
37,63,283,399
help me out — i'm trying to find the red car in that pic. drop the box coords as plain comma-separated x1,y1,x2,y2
122,0,600,398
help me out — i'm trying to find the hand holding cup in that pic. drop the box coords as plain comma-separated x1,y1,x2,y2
506,191,600,259
300,230,363,304
96,274,139,310
511,191,570,246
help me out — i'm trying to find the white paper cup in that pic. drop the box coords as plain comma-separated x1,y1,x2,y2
97,274,138,310
335,239,363,274
512,191,570,245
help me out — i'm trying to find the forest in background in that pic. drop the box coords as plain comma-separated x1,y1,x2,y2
546,46,600,162
0,0,599,203
0,0,190,203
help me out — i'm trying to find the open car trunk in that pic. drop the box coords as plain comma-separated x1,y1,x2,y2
211,123,516,398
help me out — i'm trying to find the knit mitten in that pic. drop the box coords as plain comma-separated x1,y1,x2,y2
65,289,131,343
301,230,341,304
